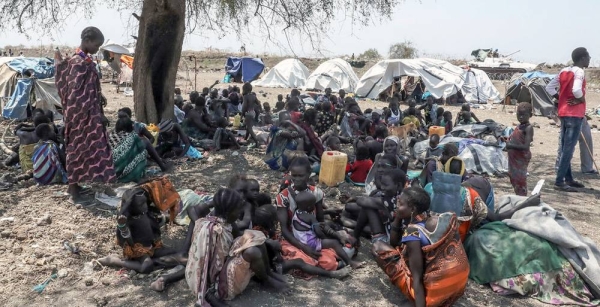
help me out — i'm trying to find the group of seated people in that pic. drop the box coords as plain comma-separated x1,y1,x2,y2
97,146,600,307
87,85,598,307
6,82,599,306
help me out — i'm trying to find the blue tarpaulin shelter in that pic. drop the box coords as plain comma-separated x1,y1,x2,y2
225,57,264,82
0,57,62,120
2,78,33,119
506,72,556,117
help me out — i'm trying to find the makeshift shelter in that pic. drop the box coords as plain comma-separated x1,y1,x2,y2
303,58,359,93
1,57,62,120
100,42,134,74
225,57,265,82
355,58,465,99
252,59,309,88
505,71,556,117
462,68,502,103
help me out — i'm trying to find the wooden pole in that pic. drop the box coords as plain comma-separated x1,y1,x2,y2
581,131,599,172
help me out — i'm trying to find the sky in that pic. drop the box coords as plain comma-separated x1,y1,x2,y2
1,0,599,65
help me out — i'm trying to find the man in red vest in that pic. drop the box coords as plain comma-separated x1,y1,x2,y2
545,47,591,192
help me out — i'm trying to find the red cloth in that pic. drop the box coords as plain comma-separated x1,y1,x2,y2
558,69,586,118
346,159,373,183
290,111,302,124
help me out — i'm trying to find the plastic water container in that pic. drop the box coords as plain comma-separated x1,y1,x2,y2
319,151,348,187
429,126,445,138
233,114,241,129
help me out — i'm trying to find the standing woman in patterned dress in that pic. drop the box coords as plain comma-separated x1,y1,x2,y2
55,27,116,203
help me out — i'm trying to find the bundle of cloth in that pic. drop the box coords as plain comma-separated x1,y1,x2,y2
413,136,508,176
466,195,600,306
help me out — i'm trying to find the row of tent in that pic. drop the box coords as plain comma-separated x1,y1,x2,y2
0,56,556,120
248,57,503,104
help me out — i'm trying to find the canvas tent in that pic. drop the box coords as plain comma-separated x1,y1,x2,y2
100,42,134,74
303,58,359,93
505,71,556,117
462,68,502,103
355,59,465,99
252,59,309,88
225,57,265,82
1,57,62,120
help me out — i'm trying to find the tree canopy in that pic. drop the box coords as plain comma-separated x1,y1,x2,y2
359,48,383,60
1,0,401,47
0,0,405,123
389,41,418,59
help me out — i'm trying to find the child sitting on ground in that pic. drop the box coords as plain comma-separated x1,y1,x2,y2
385,98,402,126
324,136,342,152
15,115,50,175
252,205,353,279
354,168,407,244
315,101,336,137
416,134,443,169
261,102,273,126
346,145,373,184
368,112,384,136
293,191,364,269
441,111,453,134
213,117,241,151
402,107,421,128
99,188,178,273
354,169,406,245
455,103,480,126
118,107,155,144
505,102,533,195
274,94,285,113
455,110,476,126
32,123,67,185
434,107,445,126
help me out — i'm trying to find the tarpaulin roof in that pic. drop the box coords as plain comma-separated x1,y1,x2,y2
303,58,359,92
506,72,556,117
252,59,309,88
226,57,265,82
0,57,62,120
6,57,54,79
462,68,502,103
355,58,465,99
515,71,556,84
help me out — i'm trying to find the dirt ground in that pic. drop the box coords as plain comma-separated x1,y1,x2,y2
1,67,600,307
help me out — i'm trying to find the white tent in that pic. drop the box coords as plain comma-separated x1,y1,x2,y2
355,58,465,99
462,68,501,103
252,59,309,88
100,41,133,74
303,58,359,93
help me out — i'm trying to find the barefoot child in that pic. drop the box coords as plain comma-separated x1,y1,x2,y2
506,102,534,196
346,145,373,184
354,169,407,244
293,191,364,269
99,188,178,273
213,117,241,151
252,205,353,279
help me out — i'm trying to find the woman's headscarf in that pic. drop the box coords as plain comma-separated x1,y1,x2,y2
383,135,401,156
444,156,466,176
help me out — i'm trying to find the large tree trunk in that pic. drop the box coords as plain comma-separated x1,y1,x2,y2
133,0,185,124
